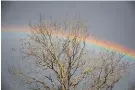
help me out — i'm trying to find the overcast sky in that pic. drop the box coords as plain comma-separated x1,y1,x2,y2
2,1,135,50
1,1,135,90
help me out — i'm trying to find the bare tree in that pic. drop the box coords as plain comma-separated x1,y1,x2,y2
9,16,129,90
9,16,89,90
82,50,129,90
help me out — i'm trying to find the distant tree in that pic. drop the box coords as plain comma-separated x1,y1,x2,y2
9,16,129,90
82,50,129,90
128,81,135,90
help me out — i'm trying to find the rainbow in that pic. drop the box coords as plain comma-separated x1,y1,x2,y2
2,26,135,60
52,30,135,60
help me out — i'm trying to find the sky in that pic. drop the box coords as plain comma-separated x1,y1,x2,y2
1,1,135,90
